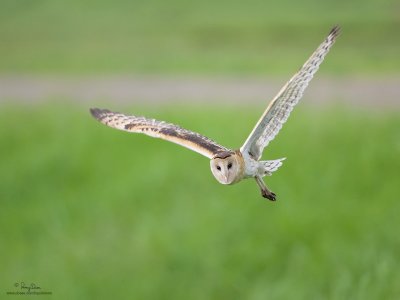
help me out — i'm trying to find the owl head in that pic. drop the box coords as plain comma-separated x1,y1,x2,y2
210,151,242,185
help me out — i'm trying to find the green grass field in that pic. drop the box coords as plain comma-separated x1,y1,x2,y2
1,104,399,299
1,0,399,75
1,0,399,298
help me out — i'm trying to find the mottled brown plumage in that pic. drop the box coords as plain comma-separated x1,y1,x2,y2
90,108,229,158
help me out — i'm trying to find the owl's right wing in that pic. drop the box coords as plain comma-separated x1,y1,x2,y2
90,108,230,159
240,26,340,160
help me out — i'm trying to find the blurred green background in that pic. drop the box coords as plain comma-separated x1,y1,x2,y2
1,0,399,75
1,0,400,299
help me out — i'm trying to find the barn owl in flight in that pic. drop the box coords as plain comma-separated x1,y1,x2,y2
90,26,340,201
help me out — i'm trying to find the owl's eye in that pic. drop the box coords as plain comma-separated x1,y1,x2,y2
216,166,221,171
227,163,232,169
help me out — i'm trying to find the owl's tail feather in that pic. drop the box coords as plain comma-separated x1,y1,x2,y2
262,158,286,176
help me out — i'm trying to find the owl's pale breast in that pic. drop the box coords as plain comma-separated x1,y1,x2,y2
241,151,261,178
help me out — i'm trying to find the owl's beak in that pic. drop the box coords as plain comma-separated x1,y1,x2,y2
223,174,229,183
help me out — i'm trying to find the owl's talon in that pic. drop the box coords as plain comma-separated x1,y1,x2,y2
261,190,276,201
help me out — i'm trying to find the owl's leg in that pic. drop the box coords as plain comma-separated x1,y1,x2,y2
255,176,276,201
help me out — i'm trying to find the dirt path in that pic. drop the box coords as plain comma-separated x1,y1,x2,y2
0,75,399,108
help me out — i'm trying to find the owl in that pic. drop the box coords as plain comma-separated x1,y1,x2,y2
90,26,340,200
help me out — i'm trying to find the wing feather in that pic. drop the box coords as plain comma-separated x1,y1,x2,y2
90,108,230,159
240,26,340,160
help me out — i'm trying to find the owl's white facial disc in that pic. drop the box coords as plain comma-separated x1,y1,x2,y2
210,154,240,185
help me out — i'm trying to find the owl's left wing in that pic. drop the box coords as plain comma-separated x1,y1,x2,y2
90,108,230,159
241,26,340,160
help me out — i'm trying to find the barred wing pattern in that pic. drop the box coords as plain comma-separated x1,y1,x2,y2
90,108,230,159
241,26,340,160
